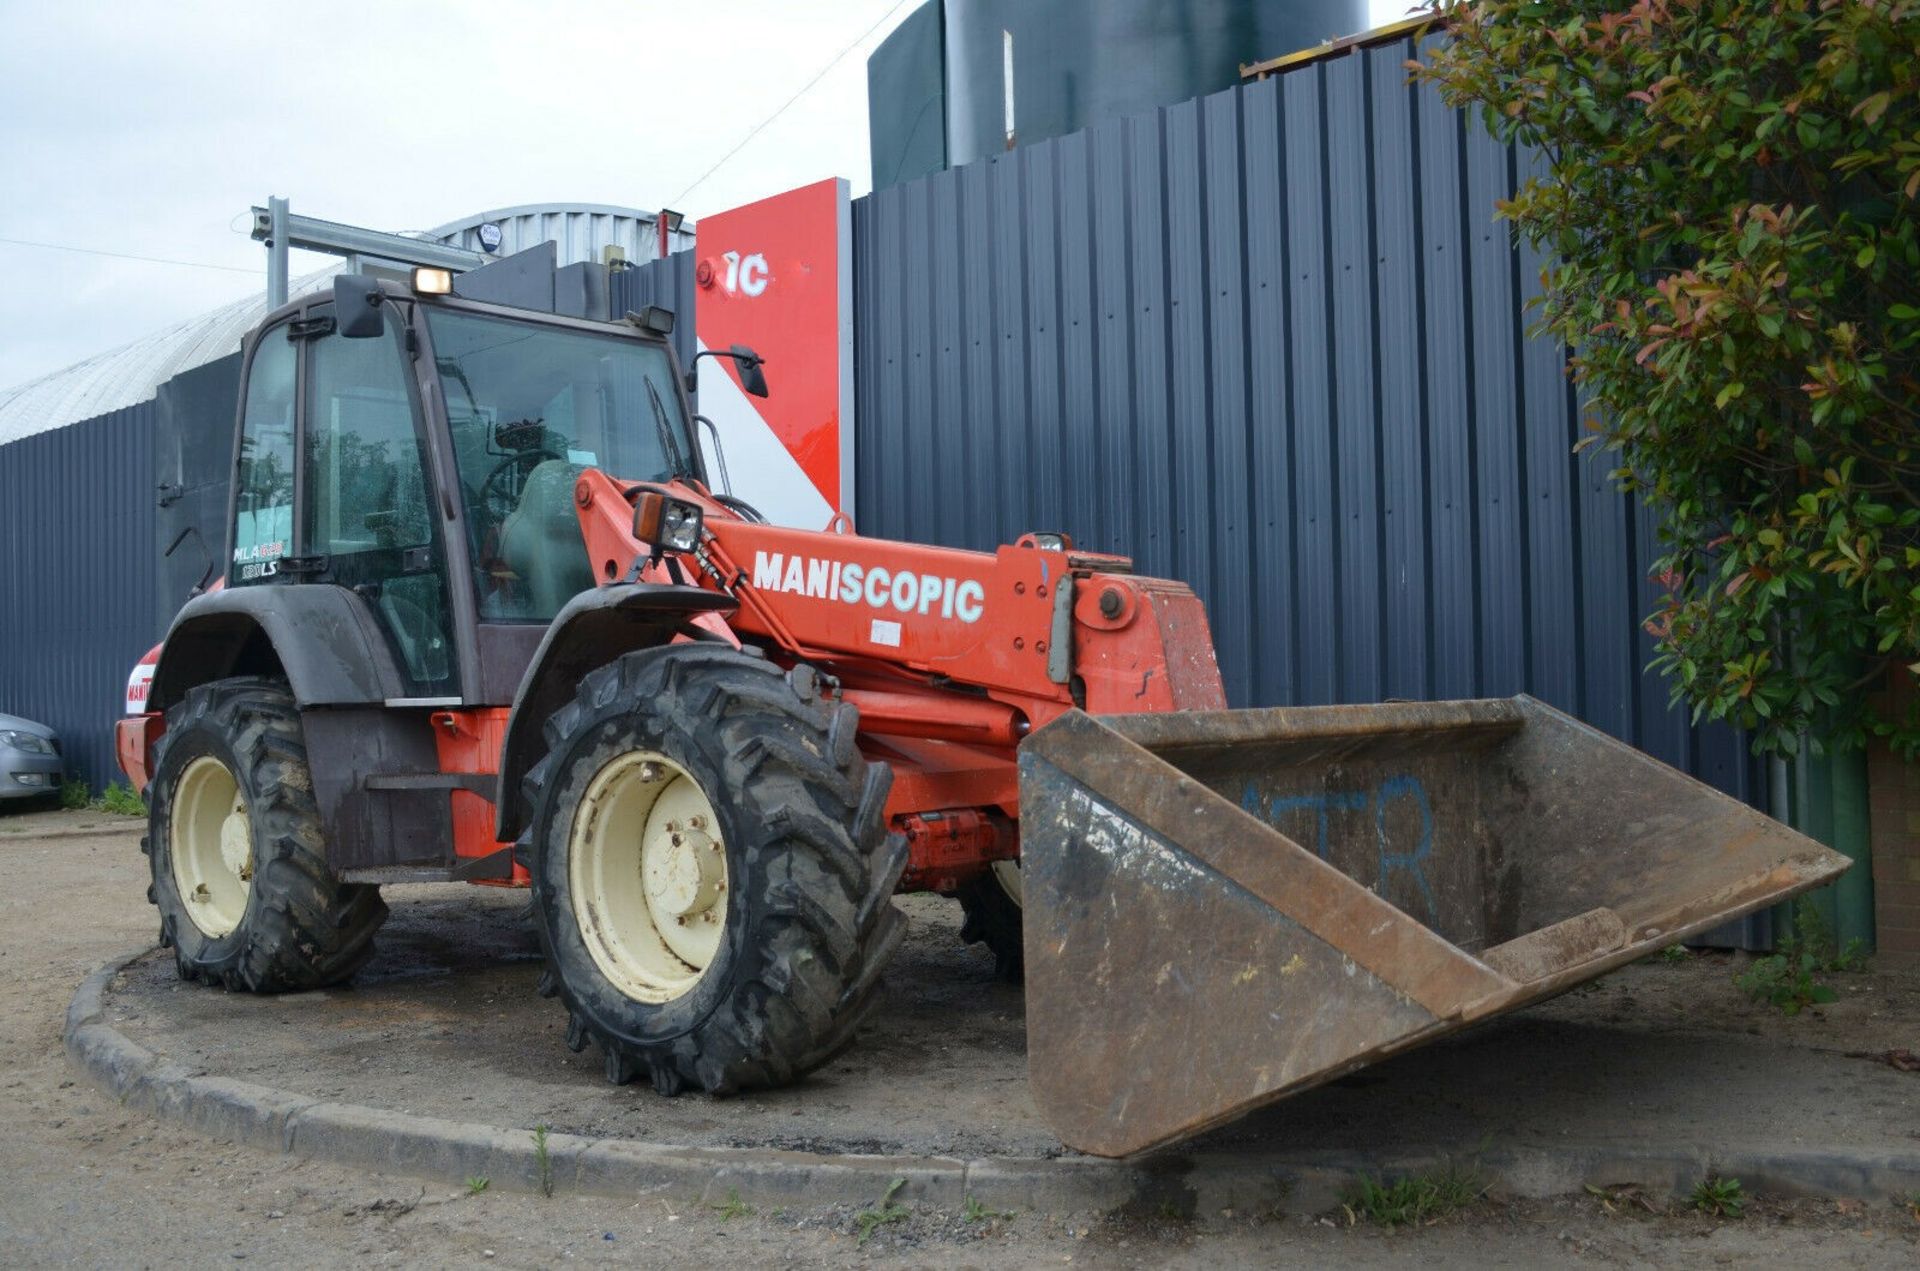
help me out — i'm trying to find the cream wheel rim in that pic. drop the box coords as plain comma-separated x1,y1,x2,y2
569,749,728,1004
991,859,1024,909
171,755,253,938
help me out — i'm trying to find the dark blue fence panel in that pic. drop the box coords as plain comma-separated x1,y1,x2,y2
0,405,159,790
848,30,1770,939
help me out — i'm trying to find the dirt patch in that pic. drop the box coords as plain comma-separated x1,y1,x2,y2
100,884,1920,1170
1532,945,1920,1058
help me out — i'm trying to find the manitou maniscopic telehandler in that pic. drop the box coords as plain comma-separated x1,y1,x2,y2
117,269,1846,1157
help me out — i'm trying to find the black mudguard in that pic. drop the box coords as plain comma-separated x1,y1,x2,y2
493,582,738,841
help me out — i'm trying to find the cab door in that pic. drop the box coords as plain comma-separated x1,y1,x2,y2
299,305,460,700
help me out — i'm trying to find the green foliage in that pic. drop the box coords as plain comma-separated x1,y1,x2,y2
1661,943,1689,963
531,1124,553,1198
962,1194,1014,1223
54,780,146,816
465,1176,489,1196
710,1189,751,1221
1342,1163,1490,1227
1418,1,1920,756
1735,902,1868,1012
854,1178,911,1244
1691,1175,1746,1218
92,782,145,817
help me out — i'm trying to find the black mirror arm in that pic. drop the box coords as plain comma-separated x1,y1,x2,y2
683,346,767,394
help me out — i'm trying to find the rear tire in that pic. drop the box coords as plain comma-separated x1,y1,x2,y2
957,861,1024,983
145,677,387,991
525,645,908,1095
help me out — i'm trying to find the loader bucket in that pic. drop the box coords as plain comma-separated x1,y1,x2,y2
1017,696,1850,1158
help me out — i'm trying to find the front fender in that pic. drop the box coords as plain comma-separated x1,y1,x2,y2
495,582,738,841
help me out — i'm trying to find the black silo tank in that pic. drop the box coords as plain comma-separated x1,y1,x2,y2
867,0,1368,190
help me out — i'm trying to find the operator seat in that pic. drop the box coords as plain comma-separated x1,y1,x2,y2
496,459,596,619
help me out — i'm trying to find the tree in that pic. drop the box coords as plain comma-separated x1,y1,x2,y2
1416,1,1920,755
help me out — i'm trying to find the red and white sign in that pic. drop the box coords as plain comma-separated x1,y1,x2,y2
692,178,854,529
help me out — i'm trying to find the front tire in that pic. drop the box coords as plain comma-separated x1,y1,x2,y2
145,677,387,990
525,646,908,1095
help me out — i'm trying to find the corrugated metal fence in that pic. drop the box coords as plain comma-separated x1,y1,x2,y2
610,254,699,371
851,32,1765,814
0,404,159,788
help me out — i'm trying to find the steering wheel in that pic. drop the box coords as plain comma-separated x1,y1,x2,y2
478,448,564,521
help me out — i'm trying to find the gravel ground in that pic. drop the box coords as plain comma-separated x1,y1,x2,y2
3,803,1918,1267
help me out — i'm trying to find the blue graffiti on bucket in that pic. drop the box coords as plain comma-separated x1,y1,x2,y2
1240,775,1438,921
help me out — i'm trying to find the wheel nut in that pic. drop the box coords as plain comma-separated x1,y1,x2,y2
671,833,683,847
675,915,687,926
639,762,661,782
689,815,706,830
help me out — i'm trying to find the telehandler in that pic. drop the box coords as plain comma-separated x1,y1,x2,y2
118,269,1847,1157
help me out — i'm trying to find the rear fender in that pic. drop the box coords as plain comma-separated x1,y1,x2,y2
495,583,739,841
149,585,408,714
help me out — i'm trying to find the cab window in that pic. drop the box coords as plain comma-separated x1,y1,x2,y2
231,326,296,583
304,318,456,694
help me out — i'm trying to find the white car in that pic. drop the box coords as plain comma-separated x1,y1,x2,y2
0,713,64,804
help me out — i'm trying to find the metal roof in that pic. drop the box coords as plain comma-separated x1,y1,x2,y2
0,202,684,447
0,266,340,447
427,203,695,263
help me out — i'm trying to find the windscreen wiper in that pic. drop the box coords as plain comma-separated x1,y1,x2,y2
645,377,692,481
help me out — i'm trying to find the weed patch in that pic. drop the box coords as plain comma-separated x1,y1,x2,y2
710,1189,751,1221
963,1194,1014,1223
1736,905,1867,1015
532,1124,553,1198
1342,1163,1489,1228
1690,1176,1745,1218
855,1177,910,1244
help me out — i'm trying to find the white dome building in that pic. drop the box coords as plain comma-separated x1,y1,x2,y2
0,203,689,447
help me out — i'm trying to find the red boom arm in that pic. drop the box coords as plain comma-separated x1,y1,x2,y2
574,469,1226,889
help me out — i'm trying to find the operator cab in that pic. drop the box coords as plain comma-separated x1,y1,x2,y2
226,271,704,703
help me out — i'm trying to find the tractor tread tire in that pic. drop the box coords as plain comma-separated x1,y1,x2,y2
526,645,907,1098
146,677,386,992
957,871,1024,984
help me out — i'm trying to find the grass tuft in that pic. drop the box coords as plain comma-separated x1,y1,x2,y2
1342,1163,1489,1228
711,1189,751,1221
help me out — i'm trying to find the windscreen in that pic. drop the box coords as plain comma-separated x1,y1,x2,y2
428,308,693,622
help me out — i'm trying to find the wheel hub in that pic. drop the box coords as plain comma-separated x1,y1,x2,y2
569,750,728,1004
643,817,724,922
219,800,253,880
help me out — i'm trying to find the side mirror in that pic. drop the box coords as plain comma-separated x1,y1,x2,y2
731,344,769,398
333,274,386,339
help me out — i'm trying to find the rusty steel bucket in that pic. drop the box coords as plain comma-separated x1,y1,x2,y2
1016,696,1850,1158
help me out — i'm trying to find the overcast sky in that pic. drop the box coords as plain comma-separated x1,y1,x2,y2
0,0,1410,393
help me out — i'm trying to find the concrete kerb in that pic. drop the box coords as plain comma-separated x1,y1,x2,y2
65,951,1920,1215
